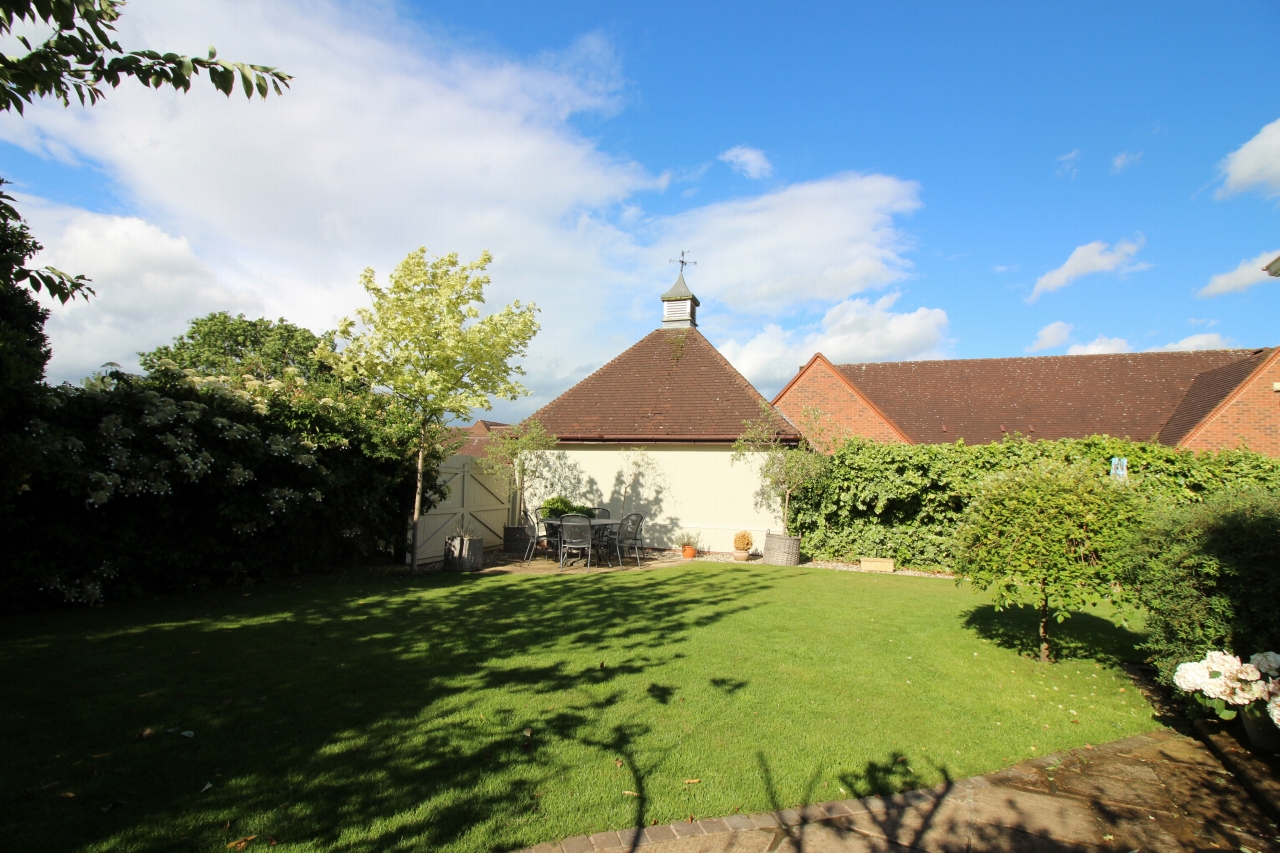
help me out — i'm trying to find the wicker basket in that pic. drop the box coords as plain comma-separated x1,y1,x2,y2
762,532,801,566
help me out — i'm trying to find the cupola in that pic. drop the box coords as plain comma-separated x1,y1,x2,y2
660,269,699,329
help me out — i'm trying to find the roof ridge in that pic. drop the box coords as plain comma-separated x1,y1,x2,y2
834,349,1258,369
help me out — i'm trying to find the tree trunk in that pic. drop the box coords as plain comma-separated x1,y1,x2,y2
1039,581,1051,664
783,489,791,537
409,428,427,573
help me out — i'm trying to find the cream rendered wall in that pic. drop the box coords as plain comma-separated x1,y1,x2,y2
545,443,778,553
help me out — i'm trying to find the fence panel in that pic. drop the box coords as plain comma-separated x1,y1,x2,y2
410,455,510,565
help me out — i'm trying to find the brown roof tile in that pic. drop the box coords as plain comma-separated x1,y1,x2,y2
1158,349,1272,446
834,350,1259,445
532,329,797,442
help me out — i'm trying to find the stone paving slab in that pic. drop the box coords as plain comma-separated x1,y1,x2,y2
511,729,1280,853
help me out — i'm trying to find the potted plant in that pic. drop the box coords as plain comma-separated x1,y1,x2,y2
1174,650,1280,751
476,419,559,554
731,401,828,566
445,518,484,572
676,530,702,560
733,530,753,562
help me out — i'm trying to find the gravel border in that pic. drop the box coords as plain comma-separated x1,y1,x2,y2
689,552,953,579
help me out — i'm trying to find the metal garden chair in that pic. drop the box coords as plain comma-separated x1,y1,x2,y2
611,513,645,568
558,513,593,570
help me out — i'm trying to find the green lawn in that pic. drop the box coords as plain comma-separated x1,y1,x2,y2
0,562,1159,853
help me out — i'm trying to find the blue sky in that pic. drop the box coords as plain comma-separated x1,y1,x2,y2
2,1,1278,420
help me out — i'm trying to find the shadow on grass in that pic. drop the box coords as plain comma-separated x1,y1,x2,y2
1,565,778,853
962,604,1146,665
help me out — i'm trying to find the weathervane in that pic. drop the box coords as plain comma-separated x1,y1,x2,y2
669,250,697,273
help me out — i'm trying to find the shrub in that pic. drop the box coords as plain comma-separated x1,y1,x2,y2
793,435,1280,570
1121,487,1280,684
954,460,1140,662
540,496,594,518
1,368,423,609
733,530,753,551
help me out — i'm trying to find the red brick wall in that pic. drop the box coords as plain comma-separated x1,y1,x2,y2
1182,353,1280,457
775,360,907,445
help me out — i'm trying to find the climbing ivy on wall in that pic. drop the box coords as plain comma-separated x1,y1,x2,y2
790,435,1280,570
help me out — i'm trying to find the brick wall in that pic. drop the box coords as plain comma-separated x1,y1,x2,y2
1182,352,1280,457
775,359,907,445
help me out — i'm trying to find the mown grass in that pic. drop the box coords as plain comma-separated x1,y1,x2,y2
0,562,1158,852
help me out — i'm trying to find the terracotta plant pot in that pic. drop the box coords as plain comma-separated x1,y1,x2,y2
733,549,750,562
681,545,697,559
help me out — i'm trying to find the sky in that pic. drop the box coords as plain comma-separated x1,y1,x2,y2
2,0,1278,422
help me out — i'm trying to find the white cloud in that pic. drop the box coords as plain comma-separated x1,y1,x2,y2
649,172,921,313
1218,116,1280,198
1026,321,1072,352
718,145,773,179
1067,335,1131,355
992,264,1019,273
717,293,949,393
1147,333,1232,352
1199,249,1280,297
1111,151,1142,174
1056,149,1080,179
0,0,926,415
21,199,257,381
1030,236,1147,301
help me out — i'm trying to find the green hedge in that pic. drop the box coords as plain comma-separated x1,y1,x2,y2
1121,487,1280,683
792,436,1280,570
1,368,428,610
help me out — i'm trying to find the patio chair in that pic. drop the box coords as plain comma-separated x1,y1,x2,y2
611,513,645,568
538,507,560,561
590,507,610,519
521,510,541,563
558,514,593,570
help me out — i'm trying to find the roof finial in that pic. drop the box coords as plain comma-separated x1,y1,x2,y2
669,250,697,274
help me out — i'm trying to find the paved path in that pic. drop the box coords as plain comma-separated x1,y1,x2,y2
518,729,1280,853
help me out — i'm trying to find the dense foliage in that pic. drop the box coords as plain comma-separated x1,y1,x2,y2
1,365,427,609
954,460,1140,662
1121,487,1280,684
793,435,1280,570
138,311,329,382
539,496,595,518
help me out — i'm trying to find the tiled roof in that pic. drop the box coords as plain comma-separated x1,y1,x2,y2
453,420,509,457
532,329,797,442
833,350,1259,445
1158,349,1273,446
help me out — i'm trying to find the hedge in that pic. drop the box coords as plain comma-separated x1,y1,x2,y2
791,435,1280,571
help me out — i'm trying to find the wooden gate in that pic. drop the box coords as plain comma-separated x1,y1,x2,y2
410,455,510,565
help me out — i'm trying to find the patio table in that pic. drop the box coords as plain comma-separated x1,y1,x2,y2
541,518,621,566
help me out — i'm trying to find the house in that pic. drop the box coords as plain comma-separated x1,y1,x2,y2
773,347,1280,456
454,419,509,457
528,271,799,552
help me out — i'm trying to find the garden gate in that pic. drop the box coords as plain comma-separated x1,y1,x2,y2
410,455,510,566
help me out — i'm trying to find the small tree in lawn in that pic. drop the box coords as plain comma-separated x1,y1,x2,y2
954,460,1139,663
731,401,825,537
321,248,539,571
477,418,558,524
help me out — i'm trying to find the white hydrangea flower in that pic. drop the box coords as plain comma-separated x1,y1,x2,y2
1251,652,1280,678
1204,651,1243,677
1174,661,1212,693
1238,663,1263,682
1269,693,1280,728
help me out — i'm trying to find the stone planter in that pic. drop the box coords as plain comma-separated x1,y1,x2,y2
1242,702,1280,752
503,525,531,555
859,556,895,573
732,549,750,562
445,536,484,572
762,532,800,566
681,545,697,559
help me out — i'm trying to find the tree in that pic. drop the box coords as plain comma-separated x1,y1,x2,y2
0,0,291,303
0,198,50,512
139,312,330,383
953,460,1140,663
476,418,557,523
731,400,825,537
321,248,539,571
